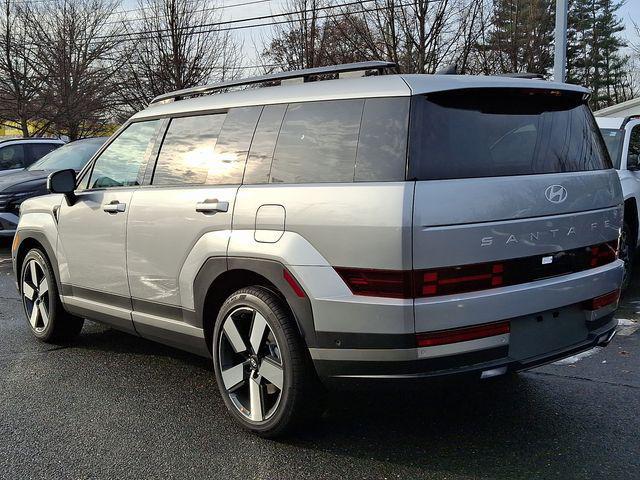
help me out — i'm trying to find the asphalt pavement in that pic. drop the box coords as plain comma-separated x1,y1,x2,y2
0,239,638,480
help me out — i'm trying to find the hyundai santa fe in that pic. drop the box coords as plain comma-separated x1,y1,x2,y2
12,62,624,436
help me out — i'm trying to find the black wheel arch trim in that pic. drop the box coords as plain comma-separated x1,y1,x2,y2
194,256,318,348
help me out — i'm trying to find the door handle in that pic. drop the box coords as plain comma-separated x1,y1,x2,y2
103,201,126,213
196,199,229,214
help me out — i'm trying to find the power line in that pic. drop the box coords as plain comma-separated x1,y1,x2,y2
103,0,274,26
94,0,378,40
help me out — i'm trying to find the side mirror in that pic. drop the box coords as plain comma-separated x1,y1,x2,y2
628,154,640,171
47,169,76,204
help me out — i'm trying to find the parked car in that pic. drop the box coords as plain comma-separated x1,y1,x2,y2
12,62,623,437
0,138,64,173
0,138,107,237
595,116,640,292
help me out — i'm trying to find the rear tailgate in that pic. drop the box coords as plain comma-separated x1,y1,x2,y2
409,88,623,333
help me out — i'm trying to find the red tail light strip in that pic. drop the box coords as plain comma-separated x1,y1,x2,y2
335,240,618,299
584,290,620,311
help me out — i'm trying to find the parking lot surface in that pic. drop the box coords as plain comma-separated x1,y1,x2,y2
0,240,638,480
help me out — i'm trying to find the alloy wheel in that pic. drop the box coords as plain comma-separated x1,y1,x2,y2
22,259,50,333
218,306,284,422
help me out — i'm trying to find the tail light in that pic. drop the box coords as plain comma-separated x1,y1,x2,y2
589,241,617,268
334,268,413,299
583,290,620,311
416,321,510,347
336,241,618,299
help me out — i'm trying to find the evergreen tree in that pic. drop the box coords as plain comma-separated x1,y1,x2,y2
566,0,630,109
483,0,555,75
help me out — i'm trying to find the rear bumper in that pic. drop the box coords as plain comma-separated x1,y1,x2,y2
312,312,618,381
0,212,18,237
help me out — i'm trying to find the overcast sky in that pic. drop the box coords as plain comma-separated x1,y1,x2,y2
119,0,639,70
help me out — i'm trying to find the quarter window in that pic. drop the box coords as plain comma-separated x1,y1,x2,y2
355,97,409,182
269,99,364,184
89,120,159,189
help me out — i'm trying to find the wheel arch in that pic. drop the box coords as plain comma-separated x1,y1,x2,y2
14,230,61,290
194,257,317,354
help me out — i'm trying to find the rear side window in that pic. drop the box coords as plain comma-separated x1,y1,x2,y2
269,99,364,183
153,114,226,186
0,144,25,169
409,89,611,180
244,104,287,184
209,106,262,185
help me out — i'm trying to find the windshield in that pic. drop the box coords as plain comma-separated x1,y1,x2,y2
409,89,611,180
28,139,105,172
599,128,625,169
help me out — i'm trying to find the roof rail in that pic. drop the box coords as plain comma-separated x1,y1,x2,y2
496,72,545,80
150,61,397,105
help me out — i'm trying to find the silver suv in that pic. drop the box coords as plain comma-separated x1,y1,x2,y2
12,62,624,436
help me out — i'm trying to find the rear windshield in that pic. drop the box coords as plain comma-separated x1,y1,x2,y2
599,128,625,168
409,89,611,180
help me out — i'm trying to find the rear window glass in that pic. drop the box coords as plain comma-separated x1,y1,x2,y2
409,89,611,180
270,99,364,184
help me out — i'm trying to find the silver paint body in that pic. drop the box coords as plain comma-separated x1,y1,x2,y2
14,74,624,378
596,116,640,248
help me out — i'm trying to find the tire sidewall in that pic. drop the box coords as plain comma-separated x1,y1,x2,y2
20,249,58,341
212,288,296,435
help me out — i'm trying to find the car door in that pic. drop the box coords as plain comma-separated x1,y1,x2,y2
56,120,161,333
126,107,261,350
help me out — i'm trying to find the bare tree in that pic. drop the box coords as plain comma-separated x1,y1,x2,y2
23,0,121,140
264,0,491,75
116,0,241,115
0,0,50,137
263,0,371,70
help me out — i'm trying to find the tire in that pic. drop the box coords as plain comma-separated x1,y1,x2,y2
20,248,84,343
212,286,324,437
619,222,634,295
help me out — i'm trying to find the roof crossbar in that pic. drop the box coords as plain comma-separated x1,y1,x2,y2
150,61,397,105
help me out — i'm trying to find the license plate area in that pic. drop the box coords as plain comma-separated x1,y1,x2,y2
509,306,588,361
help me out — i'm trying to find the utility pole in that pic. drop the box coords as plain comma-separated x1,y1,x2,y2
554,0,568,82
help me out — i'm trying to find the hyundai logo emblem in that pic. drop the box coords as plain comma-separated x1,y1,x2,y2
545,185,568,204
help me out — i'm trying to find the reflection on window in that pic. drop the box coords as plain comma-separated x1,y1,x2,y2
153,114,226,186
244,105,286,184
89,120,159,188
270,100,364,184
0,145,26,170
410,90,610,180
355,98,409,182
209,106,262,185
